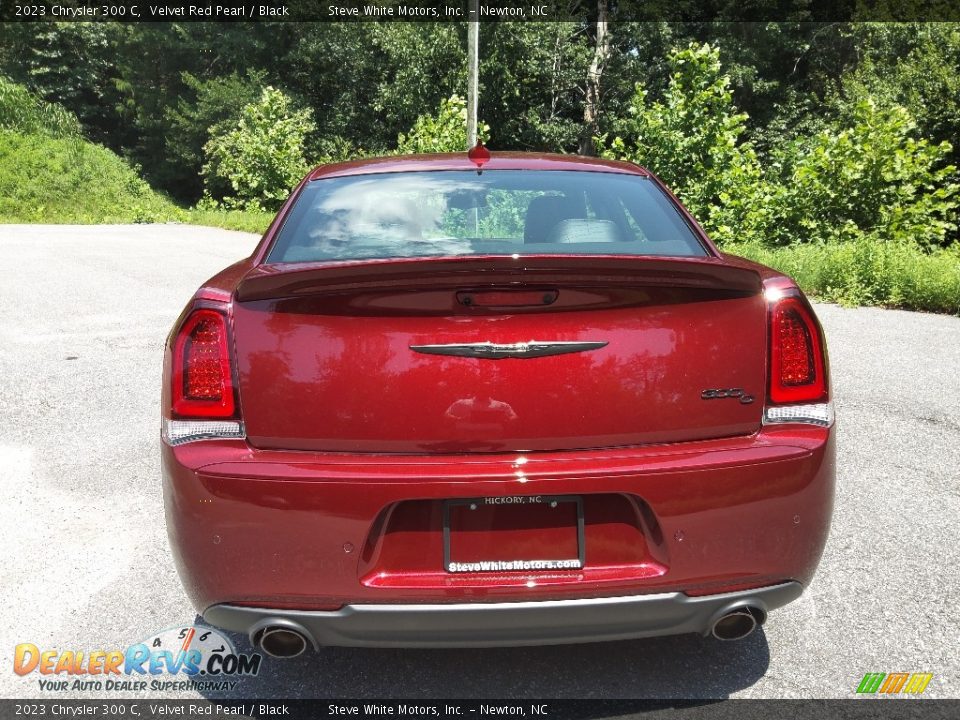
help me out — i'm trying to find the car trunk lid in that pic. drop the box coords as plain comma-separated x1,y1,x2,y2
232,256,766,453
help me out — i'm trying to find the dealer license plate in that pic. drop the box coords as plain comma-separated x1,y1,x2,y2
443,495,585,573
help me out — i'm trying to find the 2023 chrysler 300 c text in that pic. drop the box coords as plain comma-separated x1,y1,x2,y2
162,150,835,656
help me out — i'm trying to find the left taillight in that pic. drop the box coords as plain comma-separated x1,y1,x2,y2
172,309,235,417
163,307,244,446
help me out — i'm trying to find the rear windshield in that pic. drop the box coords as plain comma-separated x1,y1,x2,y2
268,170,707,263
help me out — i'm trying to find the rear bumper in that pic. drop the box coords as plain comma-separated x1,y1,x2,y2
205,581,802,648
163,425,834,619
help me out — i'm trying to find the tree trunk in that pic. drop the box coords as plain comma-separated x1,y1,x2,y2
579,0,610,156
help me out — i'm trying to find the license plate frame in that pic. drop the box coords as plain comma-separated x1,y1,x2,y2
442,495,585,573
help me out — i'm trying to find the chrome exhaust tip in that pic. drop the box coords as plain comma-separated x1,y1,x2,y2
255,626,309,658
710,608,760,641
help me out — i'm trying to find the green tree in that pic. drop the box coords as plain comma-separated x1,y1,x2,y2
597,42,760,235
370,24,467,142
109,23,294,195
757,102,959,248
479,22,592,152
281,24,388,152
599,42,959,250
9,22,122,144
202,86,315,211
163,71,265,200
396,94,488,154
688,22,858,154
835,24,960,167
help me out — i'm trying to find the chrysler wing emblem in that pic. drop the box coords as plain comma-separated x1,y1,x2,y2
409,340,608,360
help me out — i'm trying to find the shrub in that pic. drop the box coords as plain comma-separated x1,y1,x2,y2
202,87,315,211
185,207,273,235
0,130,180,223
311,134,372,166
599,44,960,251
727,240,960,315
163,71,266,199
742,102,960,248
396,94,489,154
0,76,81,138
597,43,759,236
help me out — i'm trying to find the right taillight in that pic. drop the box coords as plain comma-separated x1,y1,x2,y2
765,292,833,427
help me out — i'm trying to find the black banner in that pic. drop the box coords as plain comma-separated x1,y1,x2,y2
4,0,960,23
1,700,958,720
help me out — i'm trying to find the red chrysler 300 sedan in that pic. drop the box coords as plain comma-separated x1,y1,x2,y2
162,151,835,657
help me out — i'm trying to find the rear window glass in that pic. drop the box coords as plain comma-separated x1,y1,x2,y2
267,170,707,263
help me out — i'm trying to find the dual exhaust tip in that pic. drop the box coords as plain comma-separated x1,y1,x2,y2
253,624,311,658
249,605,766,657
710,606,765,641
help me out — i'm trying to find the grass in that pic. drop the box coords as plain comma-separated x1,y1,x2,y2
727,240,960,315
184,208,272,234
0,130,182,224
0,77,82,139
0,129,272,234
0,79,269,232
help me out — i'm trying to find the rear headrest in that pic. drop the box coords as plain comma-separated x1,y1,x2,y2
547,219,623,244
524,195,576,243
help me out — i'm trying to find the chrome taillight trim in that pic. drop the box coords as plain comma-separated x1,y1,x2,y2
763,402,834,428
162,419,246,446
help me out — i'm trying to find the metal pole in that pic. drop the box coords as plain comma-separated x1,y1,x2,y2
466,0,479,149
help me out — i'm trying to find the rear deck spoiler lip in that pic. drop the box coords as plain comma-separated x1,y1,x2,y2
235,255,762,302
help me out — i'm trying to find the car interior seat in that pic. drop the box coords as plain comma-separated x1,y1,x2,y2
523,195,578,243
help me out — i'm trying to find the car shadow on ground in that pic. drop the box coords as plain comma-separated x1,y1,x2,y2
198,618,771,700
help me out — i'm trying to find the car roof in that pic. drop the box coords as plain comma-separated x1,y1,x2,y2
307,152,650,181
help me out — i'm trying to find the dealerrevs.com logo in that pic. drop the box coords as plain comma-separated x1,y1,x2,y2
14,625,261,693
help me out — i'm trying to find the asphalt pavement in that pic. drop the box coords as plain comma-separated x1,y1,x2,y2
0,224,957,700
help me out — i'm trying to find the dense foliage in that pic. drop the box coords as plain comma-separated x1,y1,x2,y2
752,103,958,249
599,45,959,250
0,20,958,311
598,43,756,239
397,95,489,153
164,71,266,199
0,76,81,138
726,240,960,315
201,86,315,211
0,129,179,223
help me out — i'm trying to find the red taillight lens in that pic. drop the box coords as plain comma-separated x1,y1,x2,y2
777,308,815,385
171,309,236,418
769,296,827,404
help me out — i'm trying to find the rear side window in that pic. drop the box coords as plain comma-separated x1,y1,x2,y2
268,170,707,263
